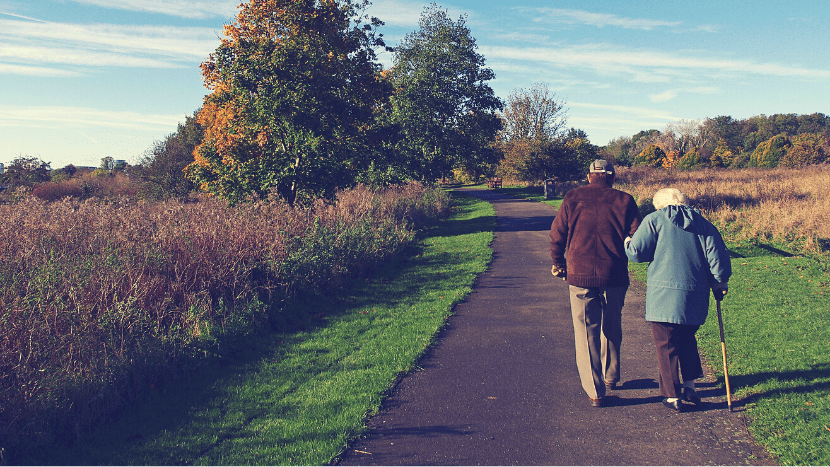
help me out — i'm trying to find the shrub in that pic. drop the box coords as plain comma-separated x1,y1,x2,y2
0,182,449,457
750,134,791,167
633,144,666,167
779,133,830,167
31,180,84,201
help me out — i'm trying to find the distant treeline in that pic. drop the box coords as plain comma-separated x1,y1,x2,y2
601,113,830,170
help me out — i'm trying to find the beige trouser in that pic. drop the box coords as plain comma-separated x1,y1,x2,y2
569,285,627,399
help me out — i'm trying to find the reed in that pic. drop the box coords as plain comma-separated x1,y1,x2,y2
0,182,449,455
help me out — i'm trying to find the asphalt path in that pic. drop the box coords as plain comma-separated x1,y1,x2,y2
338,189,775,466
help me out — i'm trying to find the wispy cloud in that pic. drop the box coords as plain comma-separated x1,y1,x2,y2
482,43,830,81
524,8,682,30
367,0,425,28
0,105,184,132
649,89,680,103
67,0,237,20
649,86,721,103
0,11,49,22
0,18,221,75
568,102,681,140
0,62,80,77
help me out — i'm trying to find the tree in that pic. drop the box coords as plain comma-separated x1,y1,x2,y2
497,128,596,182
675,147,707,171
385,3,503,182
496,84,589,182
185,0,389,204
501,83,567,142
750,134,790,168
558,129,599,180
600,135,633,166
634,144,666,168
779,133,829,167
1,156,51,187
709,138,735,168
137,111,203,199
99,157,115,171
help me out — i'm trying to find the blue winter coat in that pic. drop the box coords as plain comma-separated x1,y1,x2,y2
625,205,732,325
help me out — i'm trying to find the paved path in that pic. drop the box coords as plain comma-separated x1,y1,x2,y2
338,189,775,466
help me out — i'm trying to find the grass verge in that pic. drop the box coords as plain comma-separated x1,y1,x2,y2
628,238,830,466
19,192,495,466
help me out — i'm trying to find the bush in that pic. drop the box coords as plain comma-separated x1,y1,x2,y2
779,133,830,167
0,183,449,458
750,134,791,167
31,181,84,201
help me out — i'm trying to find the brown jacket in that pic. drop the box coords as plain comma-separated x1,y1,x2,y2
549,182,641,288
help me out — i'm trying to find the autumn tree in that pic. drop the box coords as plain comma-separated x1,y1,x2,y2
709,139,735,168
634,144,666,168
185,0,389,204
385,3,503,182
779,133,830,167
750,134,790,168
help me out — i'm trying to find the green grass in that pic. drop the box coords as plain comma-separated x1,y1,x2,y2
629,243,830,466
21,192,495,466
468,182,564,208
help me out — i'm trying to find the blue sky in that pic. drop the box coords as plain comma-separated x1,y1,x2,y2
2,0,829,169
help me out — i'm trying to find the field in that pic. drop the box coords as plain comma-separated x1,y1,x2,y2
616,165,830,255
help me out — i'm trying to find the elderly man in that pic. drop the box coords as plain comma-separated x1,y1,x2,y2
549,159,642,407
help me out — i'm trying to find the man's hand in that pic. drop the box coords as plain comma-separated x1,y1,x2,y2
712,282,728,301
551,264,567,281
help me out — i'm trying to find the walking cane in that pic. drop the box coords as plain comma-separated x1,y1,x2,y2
714,289,732,412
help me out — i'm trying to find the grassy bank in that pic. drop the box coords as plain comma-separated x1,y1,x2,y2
18,192,496,465
629,248,830,466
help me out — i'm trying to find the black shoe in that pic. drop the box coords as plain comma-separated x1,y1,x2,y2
662,398,684,412
605,381,617,390
682,387,701,405
589,397,605,408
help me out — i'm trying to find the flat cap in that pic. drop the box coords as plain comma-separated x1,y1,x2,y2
589,159,614,174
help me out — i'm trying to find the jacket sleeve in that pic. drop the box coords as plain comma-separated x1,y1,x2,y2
549,202,568,267
625,215,657,263
626,196,643,237
703,223,732,284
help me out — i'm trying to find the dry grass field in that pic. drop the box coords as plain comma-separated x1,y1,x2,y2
615,165,830,256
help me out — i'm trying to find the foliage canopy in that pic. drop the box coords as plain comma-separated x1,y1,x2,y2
384,3,503,182
185,0,389,205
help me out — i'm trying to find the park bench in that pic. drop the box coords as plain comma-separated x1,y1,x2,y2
486,177,502,189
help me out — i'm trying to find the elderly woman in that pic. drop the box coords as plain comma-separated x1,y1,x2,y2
625,188,731,412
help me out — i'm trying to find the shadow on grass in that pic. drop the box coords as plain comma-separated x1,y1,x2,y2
727,363,830,409
728,242,796,258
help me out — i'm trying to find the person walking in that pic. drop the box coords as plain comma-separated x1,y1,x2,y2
549,159,642,407
624,187,731,412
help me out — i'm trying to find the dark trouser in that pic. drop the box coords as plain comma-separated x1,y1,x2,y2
649,322,704,399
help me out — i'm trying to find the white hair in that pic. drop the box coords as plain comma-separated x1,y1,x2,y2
652,187,688,210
